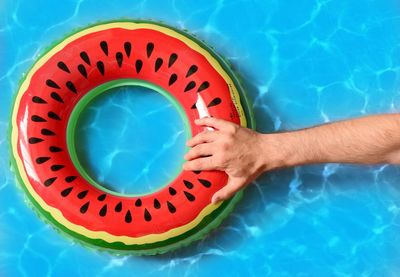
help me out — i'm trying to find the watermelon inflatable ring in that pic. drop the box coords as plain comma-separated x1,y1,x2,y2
10,21,254,254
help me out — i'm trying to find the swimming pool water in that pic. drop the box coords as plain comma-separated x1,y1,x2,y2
75,85,187,195
1,0,400,276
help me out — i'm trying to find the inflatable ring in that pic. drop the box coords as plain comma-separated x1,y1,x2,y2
10,21,254,254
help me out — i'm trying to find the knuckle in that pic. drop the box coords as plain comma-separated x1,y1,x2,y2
192,146,201,155
215,155,227,165
200,130,209,137
198,145,207,154
208,117,215,123
221,135,234,148
206,156,217,166
224,132,235,141
205,118,215,125
185,162,194,170
194,160,204,168
226,124,237,134
203,130,212,140
220,141,230,151
196,130,210,142
207,157,215,166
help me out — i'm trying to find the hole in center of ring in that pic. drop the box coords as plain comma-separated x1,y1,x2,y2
69,80,189,196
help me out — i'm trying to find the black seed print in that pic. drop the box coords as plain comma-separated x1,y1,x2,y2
207,97,222,107
80,51,91,65
184,81,196,92
154,199,161,209
125,210,132,223
198,81,210,92
144,209,152,222
186,65,198,78
57,61,70,73
193,171,202,175
184,191,195,202
48,111,61,120
169,187,177,196
61,187,73,197
191,102,197,109
66,81,77,93
29,137,44,144
168,73,178,86
51,164,64,171
155,58,163,72
80,201,90,214
36,157,50,164
32,96,47,104
46,79,60,89
41,128,56,136
100,41,108,56
96,61,105,75
77,64,87,78
167,201,176,213
49,146,62,152
31,115,46,122
44,177,56,187
77,190,88,199
135,199,142,207
51,92,64,103
183,180,194,189
135,60,143,73
124,42,132,57
198,178,211,188
65,176,77,183
97,194,106,201
115,202,122,212
168,53,178,67
99,204,107,217
146,42,154,58
116,52,123,67
41,128,55,136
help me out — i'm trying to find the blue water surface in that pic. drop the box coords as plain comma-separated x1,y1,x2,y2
1,0,400,276
75,85,187,195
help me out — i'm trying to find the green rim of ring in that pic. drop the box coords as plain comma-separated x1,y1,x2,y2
66,78,192,197
9,20,256,255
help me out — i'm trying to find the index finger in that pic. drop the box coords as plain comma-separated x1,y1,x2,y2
194,117,234,131
186,130,220,147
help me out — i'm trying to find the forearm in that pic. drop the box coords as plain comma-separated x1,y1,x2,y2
263,114,400,169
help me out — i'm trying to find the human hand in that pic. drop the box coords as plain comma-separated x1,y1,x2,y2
184,114,400,205
183,117,277,204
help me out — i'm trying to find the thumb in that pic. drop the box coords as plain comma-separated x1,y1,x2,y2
211,177,246,204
